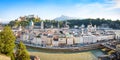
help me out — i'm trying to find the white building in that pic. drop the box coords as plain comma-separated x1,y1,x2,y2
58,38,66,44
31,37,42,45
20,34,29,41
52,40,59,47
74,37,81,44
113,30,120,40
67,37,74,45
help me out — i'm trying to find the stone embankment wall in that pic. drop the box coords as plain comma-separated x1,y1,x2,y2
71,44,103,52
26,44,103,52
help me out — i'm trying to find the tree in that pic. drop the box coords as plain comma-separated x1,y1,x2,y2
8,21,16,27
0,26,16,60
16,41,30,60
0,32,4,54
19,21,29,27
0,26,16,56
11,53,15,60
33,18,41,22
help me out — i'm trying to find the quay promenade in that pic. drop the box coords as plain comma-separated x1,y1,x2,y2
15,40,117,52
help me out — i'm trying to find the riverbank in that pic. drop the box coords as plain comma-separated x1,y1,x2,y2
22,42,103,52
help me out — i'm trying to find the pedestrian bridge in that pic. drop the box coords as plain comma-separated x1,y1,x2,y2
101,43,116,51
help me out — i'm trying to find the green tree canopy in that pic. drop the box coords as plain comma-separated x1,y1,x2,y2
0,26,16,56
16,41,30,60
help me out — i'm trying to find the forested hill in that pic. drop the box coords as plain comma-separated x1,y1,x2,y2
8,18,120,29
66,18,120,29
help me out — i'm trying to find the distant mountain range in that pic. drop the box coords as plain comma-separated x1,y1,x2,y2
54,15,77,21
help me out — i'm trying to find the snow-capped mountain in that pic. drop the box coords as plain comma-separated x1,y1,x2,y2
54,15,76,21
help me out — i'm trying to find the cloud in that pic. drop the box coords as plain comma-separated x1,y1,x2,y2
114,0,120,8
106,0,120,9
70,2,119,20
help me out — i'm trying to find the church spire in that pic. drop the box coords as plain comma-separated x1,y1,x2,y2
29,20,34,29
57,21,60,29
19,24,22,31
41,21,44,29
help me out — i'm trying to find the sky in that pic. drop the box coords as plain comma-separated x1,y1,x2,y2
0,0,120,23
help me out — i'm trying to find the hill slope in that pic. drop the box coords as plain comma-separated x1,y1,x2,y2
0,54,10,60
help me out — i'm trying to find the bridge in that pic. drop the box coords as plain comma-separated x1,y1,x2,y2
101,43,116,51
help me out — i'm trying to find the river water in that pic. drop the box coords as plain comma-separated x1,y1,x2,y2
26,46,105,60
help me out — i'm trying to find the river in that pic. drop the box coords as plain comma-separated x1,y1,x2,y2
26,46,105,60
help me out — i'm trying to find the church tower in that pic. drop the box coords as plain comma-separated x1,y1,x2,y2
81,24,85,35
19,24,22,31
41,21,44,29
57,22,60,29
29,20,34,30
